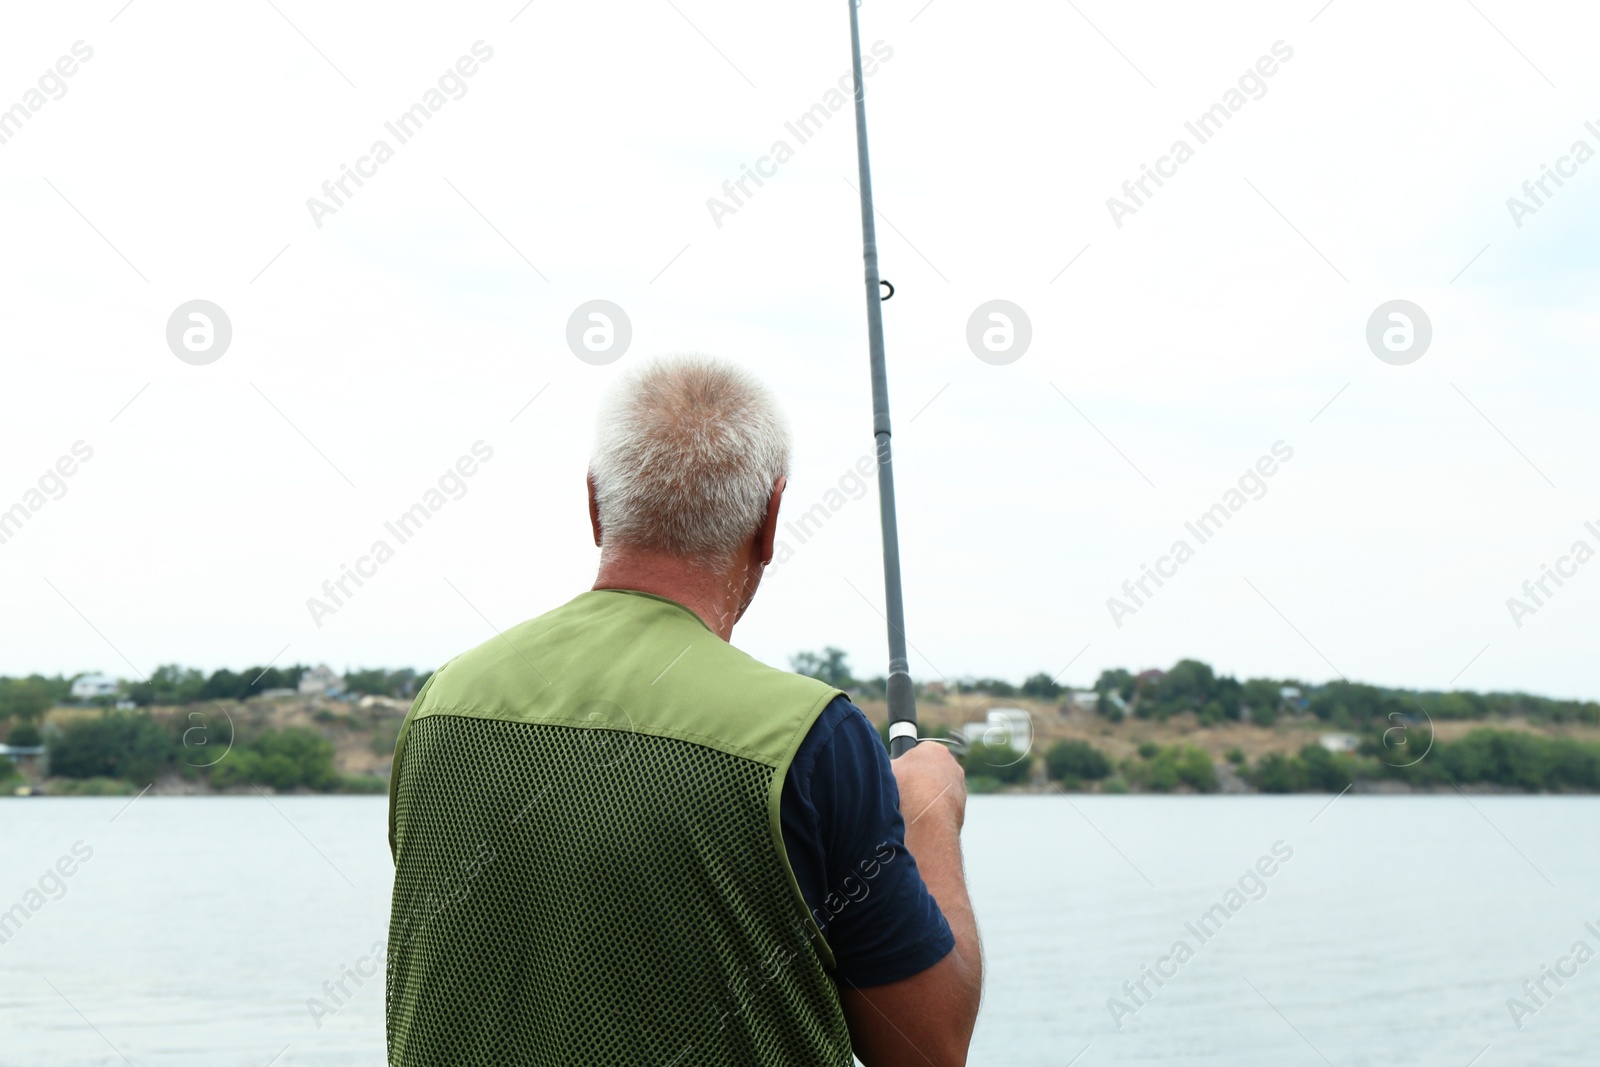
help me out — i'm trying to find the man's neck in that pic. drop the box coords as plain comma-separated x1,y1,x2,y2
593,547,749,641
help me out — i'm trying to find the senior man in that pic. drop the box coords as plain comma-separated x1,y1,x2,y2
386,355,981,1065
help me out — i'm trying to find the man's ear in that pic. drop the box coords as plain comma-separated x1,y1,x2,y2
587,471,603,547
758,476,786,566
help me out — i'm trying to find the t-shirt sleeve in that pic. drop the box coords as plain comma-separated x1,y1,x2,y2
780,695,956,988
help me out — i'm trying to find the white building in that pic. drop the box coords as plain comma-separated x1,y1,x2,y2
1319,733,1359,753
961,708,1032,753
299,664,342,696
70,674,118,701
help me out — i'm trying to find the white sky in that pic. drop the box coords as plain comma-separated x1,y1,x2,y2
1,0,1596,700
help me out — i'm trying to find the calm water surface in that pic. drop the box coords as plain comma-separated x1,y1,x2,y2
2,795,1596,1065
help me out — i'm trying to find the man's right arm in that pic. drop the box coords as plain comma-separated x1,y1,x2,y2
839,741,982,1066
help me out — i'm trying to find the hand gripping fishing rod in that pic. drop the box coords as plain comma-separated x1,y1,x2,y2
847,0,917,759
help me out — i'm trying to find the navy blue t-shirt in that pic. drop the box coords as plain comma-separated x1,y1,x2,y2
779,695,955,988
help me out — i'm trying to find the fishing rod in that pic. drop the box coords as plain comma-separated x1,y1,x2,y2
846,0,918,760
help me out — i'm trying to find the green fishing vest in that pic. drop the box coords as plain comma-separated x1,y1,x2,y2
386,589,853,1066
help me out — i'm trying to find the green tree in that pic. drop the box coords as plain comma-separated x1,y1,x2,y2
1177,747,1218,791
1252,753,1306,792
965,741,1030,784
244,665,296,692
1125,745,1217,792
966,678,1018,697
1096,669,1134,699
0,678,54,725
6,721,42,746
344,668,394,696
128,665,206,706
1242,678,1281,726
1092,669,1132,721
1309,681,1415,730
1429,729,1600,791
50,712,172,785
388,668,420,697
790,648,854,689
200,668,246,702
209,728,339,791
1045,740,1111,782
1021,673,1063,700
1298,744,1355,791
1214,675,1244,719
1157,659,1216,706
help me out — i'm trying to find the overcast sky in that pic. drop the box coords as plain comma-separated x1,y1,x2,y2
1,0,1596,700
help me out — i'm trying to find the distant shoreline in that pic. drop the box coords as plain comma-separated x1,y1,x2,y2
8,681,1600,798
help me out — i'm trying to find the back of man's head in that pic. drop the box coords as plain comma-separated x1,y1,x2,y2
590,355,790,562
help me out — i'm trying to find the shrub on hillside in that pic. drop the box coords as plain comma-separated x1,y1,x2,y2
1125,745,1217,793
209,728,339,791
49,712,172,785
1045,740,1111,783
6,721,42,747
1298,744,1356,791
1421,729,1600,791
964,741,1031,785
1250,747,1357,793
1252,754,1305,792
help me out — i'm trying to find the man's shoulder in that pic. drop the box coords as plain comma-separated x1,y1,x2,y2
793,696,880,769
414,590,843,764
434,589,832,693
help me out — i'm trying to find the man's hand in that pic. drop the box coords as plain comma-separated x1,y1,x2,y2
889,740,967,834
842,739,982,1066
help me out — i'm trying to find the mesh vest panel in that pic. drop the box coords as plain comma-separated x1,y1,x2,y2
387,711,853,1066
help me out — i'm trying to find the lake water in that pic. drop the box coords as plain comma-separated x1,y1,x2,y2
2,795,1596,1065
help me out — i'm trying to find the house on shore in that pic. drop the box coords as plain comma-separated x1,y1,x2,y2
298,664,343,698
961,708,1032,754
70,674,118,701
1319,733,1359,753
1065,690,1100,713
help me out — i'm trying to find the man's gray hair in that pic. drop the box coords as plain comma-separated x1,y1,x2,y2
590,355,791,559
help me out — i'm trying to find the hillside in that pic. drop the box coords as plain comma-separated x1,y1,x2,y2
9,683,1600,797
8,694,407,796
856,692,1600,793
